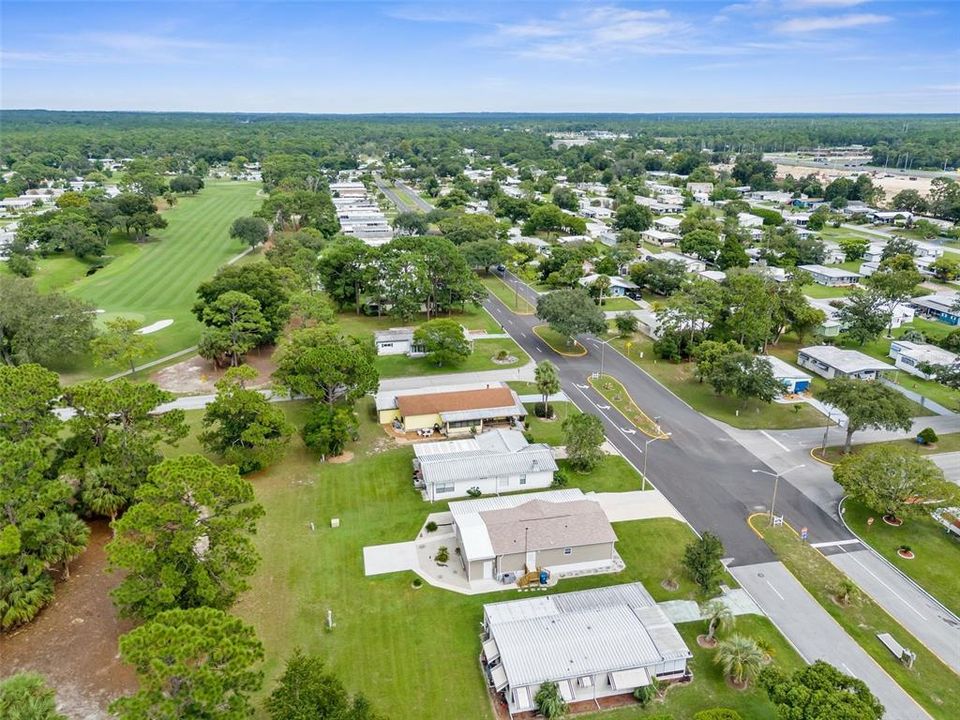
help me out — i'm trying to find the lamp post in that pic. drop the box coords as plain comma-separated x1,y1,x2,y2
642,433,671,491
598,337,614,378
752,464,806,526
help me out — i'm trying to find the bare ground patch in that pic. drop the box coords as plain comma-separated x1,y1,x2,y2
0,521,135,719
151,345,277,394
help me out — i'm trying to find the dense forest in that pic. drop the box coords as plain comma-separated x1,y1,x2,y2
1,112,958,180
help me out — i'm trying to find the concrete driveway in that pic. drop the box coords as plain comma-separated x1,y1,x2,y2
592,490,685,523
363,541,418,576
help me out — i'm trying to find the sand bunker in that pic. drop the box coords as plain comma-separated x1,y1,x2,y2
137,319,173,334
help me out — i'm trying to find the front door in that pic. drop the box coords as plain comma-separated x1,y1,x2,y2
482,560,493,579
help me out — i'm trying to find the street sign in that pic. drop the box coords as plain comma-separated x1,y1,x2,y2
801,527,808,541
772,515,784,527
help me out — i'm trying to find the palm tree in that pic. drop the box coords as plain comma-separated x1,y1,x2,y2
534,360,561,418
80,471,126,526
41,513,90,580
714,634,765,687
534,681,568,718
703,600,735,644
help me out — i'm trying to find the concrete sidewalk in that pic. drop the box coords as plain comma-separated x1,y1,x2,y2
730,561,931,720
377,364,536,391
824,546,960,675
881,378,955,416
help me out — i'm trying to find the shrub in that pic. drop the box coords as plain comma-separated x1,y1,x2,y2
534,402,554,418
693,710,743,720
900,329,926,343
7,253,35,277
411,578,422,588
466,487,482,498
917,427,938,445
435,546,449,564
425,521,438,533
551,468,570,487
633,679,660,707
830,578,859,606
496,349,509,361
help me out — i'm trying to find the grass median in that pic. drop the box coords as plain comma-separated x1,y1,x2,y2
841,498,960,618
588,373,668,438
753,517,960,719
815,432,960,465
533,324,587,356
481,275,535,314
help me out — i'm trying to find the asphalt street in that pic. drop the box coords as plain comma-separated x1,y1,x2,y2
483,273,852,567
394,180,435,211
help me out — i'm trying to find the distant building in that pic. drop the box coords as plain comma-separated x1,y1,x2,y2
641,229,680,247
759,355,812,394
373,327,424,356
653,216,682,233
578,273,640,298
376,384,527,436
889,340,958,379
798,264,861,287
909,293,960,326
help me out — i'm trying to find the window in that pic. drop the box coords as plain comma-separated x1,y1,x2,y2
519,475,527,486
563,547,572,556
435,483,455,494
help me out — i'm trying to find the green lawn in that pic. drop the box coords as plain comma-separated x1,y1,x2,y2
375,338,530,378
534,324,586,355
157,397,794,720
481,275,536,314
52,181,262,381
598,296,639,312
610,337,831,430
523,402,580,445
818,432,960,464
758,522,960,720
842,498,960,618
801,283,853,299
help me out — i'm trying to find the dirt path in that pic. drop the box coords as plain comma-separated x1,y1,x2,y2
0,521,136,719
150,346,277,395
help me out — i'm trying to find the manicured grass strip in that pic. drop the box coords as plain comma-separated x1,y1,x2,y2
533,324,586,356
801,283,853,299
841,498,960,618
753,517,960,719
816,432,960,464
334,305,502,336
589,373,671,439
609,336,830,430
598,296,638,312
375,338,529,378
481,275,535,314
523,402,579,446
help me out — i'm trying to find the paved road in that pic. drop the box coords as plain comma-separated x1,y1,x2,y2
394,180,435,212
484,272,850,566
730,561,931,720
823,546,960,675
373,177,413,212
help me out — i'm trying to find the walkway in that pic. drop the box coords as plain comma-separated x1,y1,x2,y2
881,378,955,416
930,451,960,484
658,588,762,624
730,561,932,720
362,541,418,576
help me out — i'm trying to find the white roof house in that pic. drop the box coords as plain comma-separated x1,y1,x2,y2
641,229,680,247
577,274,639,296
413,429,557,501
889,341,958,380
797,346,890,380
481,583,691,714
737,212,764,229
798,264,862,287
653,216,682,232
643,250,706,273
698,270,727,283
759,355,813,394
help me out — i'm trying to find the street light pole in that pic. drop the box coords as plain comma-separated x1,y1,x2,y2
752,464,806,526
642,433,671,491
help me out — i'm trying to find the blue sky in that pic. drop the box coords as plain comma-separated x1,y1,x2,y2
2,1,958,113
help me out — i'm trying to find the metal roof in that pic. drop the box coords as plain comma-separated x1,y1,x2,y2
484,583,690,688
798,264,862,279
758,355,811,380
419,446,557,486
798,346,891,374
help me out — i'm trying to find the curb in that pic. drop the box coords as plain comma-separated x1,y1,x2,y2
836,496,960,636
533,325,587,357
588,373,669,440
809,447,837,466
485,277,535,316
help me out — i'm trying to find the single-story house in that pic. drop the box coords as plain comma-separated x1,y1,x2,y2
737,212,764,229
578,274,640,298
786,213,811,228
792,197,826,210
909,293,960,326
760,355,813,393
797,346,890,380
698,270,727,283
644,250,706,273
448,488,615,580
873,211,914,225
888,341,958,380
686,182,713,195
653,216,682,233
373,325,467,357
481,583,691,715
863,244,885,263
376,384,527,435
797,264,862,287
641,229,680,247
414,429,557,501
373,327,424,356
859,260,880,277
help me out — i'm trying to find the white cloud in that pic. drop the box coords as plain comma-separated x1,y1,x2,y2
792,0,871,6
776,13,891,33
